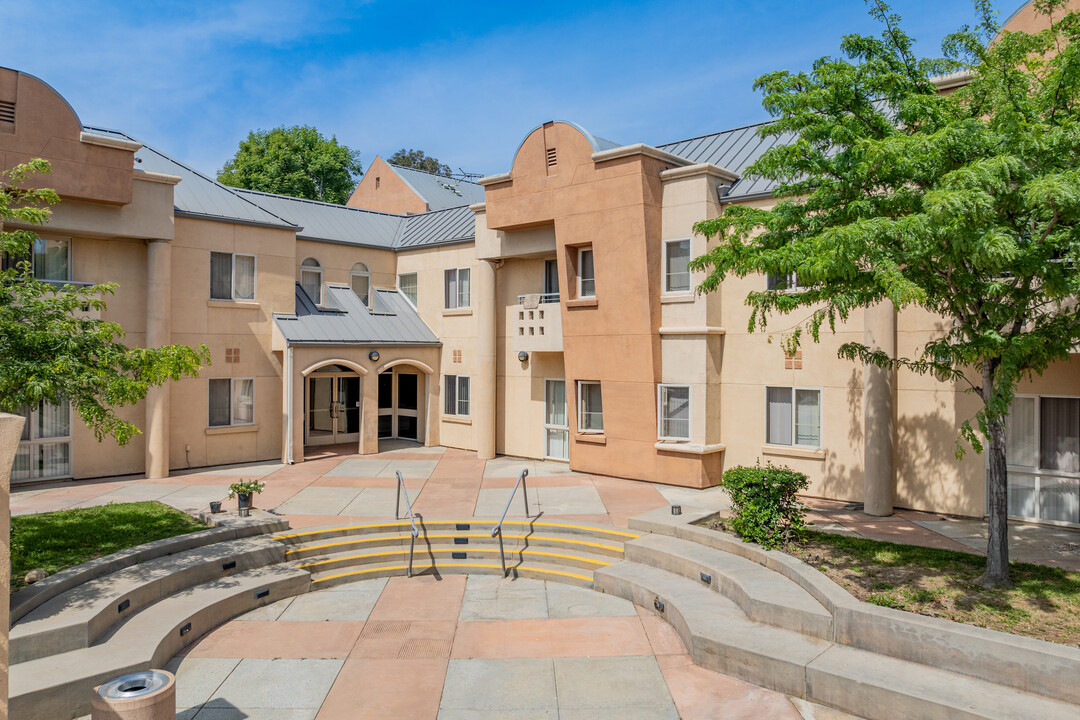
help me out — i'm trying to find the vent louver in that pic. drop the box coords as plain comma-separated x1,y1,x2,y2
546,147,557,167
0,101,14,124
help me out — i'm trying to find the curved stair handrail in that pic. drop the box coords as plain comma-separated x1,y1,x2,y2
394,470,420,577
491,468,531,577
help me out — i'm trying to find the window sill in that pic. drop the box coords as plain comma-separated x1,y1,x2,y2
206,424,259,435
660,293,696,304
655,441,725,455
576,433,606,445
566,297,598,309
443,415,472,425
208,299,260,309
443,308,473,317
761,444,825,460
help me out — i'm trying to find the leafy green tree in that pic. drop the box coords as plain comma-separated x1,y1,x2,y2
218,126,363,205
388,148,452,176
1,159,209,444
692,0,1080,586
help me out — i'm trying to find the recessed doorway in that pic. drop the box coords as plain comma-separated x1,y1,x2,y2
378,367,423,442
306,366,361,446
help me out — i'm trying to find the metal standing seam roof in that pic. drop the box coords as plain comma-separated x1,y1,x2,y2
231,188,403,249
395,205,475,249
275,284,440,346
388,164,485,211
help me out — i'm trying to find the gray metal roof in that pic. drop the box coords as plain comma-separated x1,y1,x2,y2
389,164,484,211
275,284,440,346
231,188,402,249
396,205,475,250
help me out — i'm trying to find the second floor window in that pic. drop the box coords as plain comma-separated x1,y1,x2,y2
2,237,70,281
444,267,471,309
300,257,323,305
398,273,418,306
767,272,807,291
664,239,691,293
210,252,255,301
577,247,595,298
351,262,371,307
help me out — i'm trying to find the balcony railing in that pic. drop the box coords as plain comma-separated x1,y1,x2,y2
516,293,560,304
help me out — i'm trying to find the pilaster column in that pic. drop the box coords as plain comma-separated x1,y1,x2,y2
361,373,380,455
863,301,896,516
475,260,497,460
145,239,171,479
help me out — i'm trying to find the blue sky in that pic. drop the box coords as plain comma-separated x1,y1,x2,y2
4,0,1015,179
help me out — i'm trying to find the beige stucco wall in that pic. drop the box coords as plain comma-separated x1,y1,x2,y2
294,239,396,300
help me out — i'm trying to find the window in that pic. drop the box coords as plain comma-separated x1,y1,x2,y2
210,252,256,301
11,399,71,483
398,272,418,306
444,267,471,309
658,385,691,441
578,381,604,433
766,387,821,447
577,247,595,298
1006,395,1080,524
2,237,70,281
664,239,692,293
300,257,323,304
444,375,471,416
351,262,371,307
543,259,560,301
767,272,807,291
209,378,255,427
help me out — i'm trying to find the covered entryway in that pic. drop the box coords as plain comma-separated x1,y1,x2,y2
306,365,362,446
378,367,423,442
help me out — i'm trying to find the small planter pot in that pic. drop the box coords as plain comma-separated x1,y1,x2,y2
237,493,252,517
209,500,222,514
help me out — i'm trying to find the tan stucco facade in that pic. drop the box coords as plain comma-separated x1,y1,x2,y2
347,156,430,214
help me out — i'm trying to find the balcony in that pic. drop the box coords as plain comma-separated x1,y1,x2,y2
512,293,562,353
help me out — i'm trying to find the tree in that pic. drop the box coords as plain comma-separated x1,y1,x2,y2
218,126,362,205
1,159,208,444
388,148,452,176
691,0,1080,586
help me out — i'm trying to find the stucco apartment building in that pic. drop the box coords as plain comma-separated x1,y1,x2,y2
2,2,1078,529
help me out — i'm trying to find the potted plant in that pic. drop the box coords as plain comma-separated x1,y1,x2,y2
227,479,266,517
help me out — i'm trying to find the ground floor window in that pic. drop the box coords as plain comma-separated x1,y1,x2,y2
1006,395,1079,525
578,381,603,433
209,378,255,427
766,386,821,448
444,375,470,417
12,400,72,482
658,384,691,441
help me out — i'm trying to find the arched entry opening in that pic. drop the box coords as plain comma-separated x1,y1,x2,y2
303,362,366,448
375,360,434,450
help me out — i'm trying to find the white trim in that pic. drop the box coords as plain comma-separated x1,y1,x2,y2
478,172,512,186
443,267,471,309
376,359,435,375
350,262,371,307
577,380,603,434
657,384,692,442
658,326,726,336
544,378,570,461
655,441,725,455
301,358,370,376
443,374,471,417
397,272,419,309
591,143,693,167
576,247,595,299
662,237,692,295
209,251,257,302
659,163,738,183
11,400,74,483
133,169,182,185
300,256,323,305
79,130,142,151
764,385,823,449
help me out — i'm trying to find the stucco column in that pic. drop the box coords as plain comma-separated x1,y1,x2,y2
863,301,896,516
475,260,497,460
425,372,440,448
0,412,26,720
145,239,171,479
361,373,380,455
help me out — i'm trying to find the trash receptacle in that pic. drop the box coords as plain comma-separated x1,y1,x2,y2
91,670,176,720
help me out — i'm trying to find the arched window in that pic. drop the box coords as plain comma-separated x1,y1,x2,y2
300,257,323,304
351,262,371,307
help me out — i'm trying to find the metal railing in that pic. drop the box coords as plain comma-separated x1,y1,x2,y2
394,471,419,578
491,468,531,577
516,293,560,304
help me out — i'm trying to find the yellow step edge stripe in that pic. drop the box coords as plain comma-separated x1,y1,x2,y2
276,519,639,542
311,563,593,584
298,548,613,569
285,533,623,555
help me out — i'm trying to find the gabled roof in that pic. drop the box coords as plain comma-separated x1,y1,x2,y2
274,284,440,346
232,188,402,249
388,163,485,211
396,205,475,250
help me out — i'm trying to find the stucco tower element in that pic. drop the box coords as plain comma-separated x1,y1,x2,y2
475,259,497,460
863,301,896,516
0,412,26,720
144,239,172,479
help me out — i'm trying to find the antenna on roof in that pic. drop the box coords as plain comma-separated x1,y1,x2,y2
451,168,483,181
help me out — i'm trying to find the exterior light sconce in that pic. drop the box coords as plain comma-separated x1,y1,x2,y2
517,351,529,363
368,351,380,363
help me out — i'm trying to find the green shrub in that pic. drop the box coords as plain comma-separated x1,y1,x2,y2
720,464,809,549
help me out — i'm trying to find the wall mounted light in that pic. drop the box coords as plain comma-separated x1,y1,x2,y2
368,351,380,363
517,351,529,363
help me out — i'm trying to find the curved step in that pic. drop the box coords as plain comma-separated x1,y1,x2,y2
283,530,628,561
9,563,309,720
10,535,284,664
296,542,616,574
624,533,833,640
274,518,640,546
309,559,596,590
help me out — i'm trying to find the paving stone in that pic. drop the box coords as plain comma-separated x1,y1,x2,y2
652,484,731,510
325,459,389,477
472,488,540,517
279,584,385,621
317,576,390,594
459,576,549,621
190,709,317,720
437,710,558,719
376,459,439,479
235,597,294,621
440,658,557,711
483,460,535,479
534,486,606,515
157,485,229,512
164,657,240,709
544,582,636,618
194,462,284,477
339,487,402,517
205,658,343,709
274,487,362,516
74,483,178,506
554,656,677,714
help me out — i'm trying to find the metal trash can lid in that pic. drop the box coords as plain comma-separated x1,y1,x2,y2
96,670,172,700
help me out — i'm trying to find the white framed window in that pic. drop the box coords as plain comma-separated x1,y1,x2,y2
11,399,72,483
210,252,256,301
658,384,691,441
398,272,418,306
578,380,604,433
2,236,71,281
1005,395,1079,525
444,375,471,416
444,267,471,309
351,262,371,307
664,239,692,293
577,247,595,298
765,386,821,448
766,272,807,291
209,377,255,427
300,257,323,304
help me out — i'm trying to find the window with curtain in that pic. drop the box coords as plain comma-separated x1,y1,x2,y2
351,262,370,307
11,399,72,483
664,239,691,293
210,252,255,300
1006,396,1080,524
658,385,691,441
543,259,560,301
209,378,255,427
444,268,471,309
3,237,71,281
577,247,595,298
766,387,821,448
1041,397,1080,473
766,272,806,291
300,257,323,304
444,375,470,416
398,273,418,305
1006,397,1036,468
578,381,603,432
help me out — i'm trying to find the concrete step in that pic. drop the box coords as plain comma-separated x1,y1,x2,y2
10,535,284,664
282,529,629,561
624,533,833,640
595,560,832,698
274,517,640,546
9,563,309,720
309,559,596,590
295,542,617,575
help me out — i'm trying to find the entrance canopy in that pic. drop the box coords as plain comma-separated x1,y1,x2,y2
274,284,440,347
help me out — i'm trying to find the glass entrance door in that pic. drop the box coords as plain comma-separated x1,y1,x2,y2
377,370,421,440
307,373,361,446
545,379,569,461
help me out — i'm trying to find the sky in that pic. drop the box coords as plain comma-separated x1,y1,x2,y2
3,0,1019,180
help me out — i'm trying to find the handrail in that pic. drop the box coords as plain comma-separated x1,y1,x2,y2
394,471,420,578
516,293,560,304
490,468,530,577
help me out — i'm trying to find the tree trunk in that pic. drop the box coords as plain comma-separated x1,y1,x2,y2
981,366,1010,587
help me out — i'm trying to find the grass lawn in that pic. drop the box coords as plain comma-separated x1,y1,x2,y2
10,501,207,593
